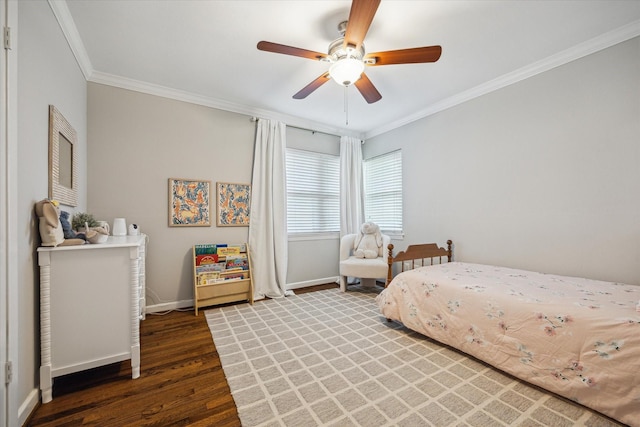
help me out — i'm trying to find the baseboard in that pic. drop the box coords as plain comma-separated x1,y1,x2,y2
286,276,339,290
19,388,40,426
145,299,193,314
144,279,338,313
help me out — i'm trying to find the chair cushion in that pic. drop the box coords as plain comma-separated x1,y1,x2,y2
339,256,388,279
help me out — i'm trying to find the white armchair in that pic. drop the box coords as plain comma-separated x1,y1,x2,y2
339,232,391,292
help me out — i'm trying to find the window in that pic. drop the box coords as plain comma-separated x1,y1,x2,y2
286,148,340,234
363,150,403,235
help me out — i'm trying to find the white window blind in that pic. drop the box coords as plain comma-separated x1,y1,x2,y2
286,148,340,234
364,150,403,234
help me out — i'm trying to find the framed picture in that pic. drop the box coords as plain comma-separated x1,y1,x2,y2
49,105,78,207
216,182,251,226
168,178,211,227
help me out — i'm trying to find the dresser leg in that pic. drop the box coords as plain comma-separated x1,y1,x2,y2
131,344,140,379
39,254,53,403
40,365,52,403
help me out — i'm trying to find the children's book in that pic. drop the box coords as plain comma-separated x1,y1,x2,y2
194,244,217,255
195,254,219,265
198,271,220,286
226,256,249,270
220,271,247,281
217,246,241,257
228,243,247,252
195,262,226,274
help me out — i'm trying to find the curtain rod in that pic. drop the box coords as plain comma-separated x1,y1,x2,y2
249,116,362,142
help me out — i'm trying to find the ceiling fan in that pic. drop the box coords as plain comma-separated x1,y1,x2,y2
257,0,442,104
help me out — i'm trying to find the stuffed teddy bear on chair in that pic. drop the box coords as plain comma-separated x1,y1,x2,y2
353,221,383,259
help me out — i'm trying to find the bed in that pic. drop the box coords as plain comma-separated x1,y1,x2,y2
377,241,640,426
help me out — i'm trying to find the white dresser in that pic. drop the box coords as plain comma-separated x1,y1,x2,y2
37,235,146,403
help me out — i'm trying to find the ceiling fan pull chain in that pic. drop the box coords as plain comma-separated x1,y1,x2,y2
344,86,349,125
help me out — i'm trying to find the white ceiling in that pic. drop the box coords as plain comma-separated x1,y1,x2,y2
59,0,640,138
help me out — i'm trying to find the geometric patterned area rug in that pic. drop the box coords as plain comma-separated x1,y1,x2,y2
205,286,624,427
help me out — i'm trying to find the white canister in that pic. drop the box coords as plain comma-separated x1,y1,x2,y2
112,218,127,236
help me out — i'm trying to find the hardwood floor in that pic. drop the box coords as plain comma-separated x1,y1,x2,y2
26,283,338,427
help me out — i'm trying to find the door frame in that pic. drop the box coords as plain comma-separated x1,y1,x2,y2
1,0,19,425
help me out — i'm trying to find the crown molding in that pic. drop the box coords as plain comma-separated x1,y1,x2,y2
51,1,637,141
88,71,361,138
365,19,640,139
48,0,93,80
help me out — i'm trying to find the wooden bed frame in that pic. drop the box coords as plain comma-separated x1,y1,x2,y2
386,240,453,286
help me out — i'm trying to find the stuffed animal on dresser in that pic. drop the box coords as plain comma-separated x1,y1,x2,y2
353,221,383,259
34,199,85,247
59,210,87,241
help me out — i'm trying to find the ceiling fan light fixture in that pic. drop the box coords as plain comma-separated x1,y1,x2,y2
329,57,365,87
257,0,439,104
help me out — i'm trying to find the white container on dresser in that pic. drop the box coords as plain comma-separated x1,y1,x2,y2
37,234,147,403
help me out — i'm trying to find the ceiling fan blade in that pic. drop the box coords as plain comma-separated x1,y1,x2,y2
257,41,327,61
343,0,381,51
293,73,331,99
354,73,382,104
365,46,442,66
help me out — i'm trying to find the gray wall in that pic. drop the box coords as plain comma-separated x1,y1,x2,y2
364,37,640,286
17,0,88,421
87,85,342,308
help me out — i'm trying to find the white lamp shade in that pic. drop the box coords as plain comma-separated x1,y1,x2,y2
329,58,365,86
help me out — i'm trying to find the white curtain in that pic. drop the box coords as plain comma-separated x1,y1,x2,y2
249,119,289,299
340,135,364,237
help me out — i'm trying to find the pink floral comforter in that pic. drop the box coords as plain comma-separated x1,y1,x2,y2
376,262,640,426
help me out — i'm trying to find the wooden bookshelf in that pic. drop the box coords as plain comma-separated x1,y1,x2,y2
193,243,253,315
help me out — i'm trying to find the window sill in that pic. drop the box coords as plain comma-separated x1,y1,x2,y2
288,232,340,242
385,232,405,240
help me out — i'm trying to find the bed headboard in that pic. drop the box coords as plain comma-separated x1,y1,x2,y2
386,240,453,286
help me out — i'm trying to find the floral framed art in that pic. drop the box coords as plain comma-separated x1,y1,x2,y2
168,178,211,227
216,182,251,226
